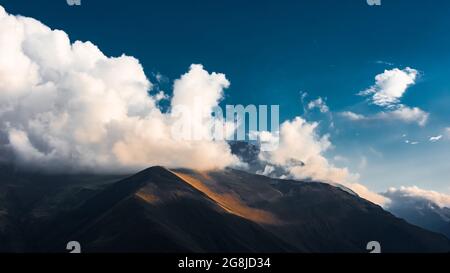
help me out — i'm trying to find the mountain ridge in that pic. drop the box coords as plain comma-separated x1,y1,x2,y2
383,194,450,239
1,165,450,253
41,166,450,252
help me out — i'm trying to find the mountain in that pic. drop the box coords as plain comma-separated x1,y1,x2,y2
0,164,128,252
383,194,450,239
39,167,295,253
1,165,449,253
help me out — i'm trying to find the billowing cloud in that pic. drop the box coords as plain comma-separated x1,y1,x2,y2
359,67,418,108
346,67,429,126
347,183,391,207
0,6,239,173
384,186,450,208
257,118,350,182
256,117,389,206
0,6,394,207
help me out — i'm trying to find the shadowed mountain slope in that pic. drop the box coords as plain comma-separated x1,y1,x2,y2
30,166,450,253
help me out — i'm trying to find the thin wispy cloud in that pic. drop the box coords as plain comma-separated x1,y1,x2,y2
446,128,450,138
340,106,429,126
429,135,443,143
307,97,330,113
375,60,394,66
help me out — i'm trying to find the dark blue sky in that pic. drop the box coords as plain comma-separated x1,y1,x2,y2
1,0,449,192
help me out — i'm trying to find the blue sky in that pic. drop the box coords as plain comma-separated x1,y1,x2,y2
1,0,449,194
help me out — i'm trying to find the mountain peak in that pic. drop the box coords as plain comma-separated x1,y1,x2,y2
2,165,449,253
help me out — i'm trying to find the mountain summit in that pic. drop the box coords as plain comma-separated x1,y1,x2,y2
1,165,449,252
25,166,449,253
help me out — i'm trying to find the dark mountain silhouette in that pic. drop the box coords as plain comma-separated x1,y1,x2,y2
0,164,127,252
1,165,450,253
383,194,450,239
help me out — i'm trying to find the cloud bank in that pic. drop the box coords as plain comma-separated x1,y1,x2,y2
0,6,238,173
255,117,389,206
0,6,393,206
384,186,450,208
258,118,351,183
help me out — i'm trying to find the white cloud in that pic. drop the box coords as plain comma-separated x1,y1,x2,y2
376,106,429,126
359,67,418,108
349,67,429,126
340,106,429,126
429,135,443,143
0,6,239,173
340,111,366,121
258,117,348,182
171,64,229,112
347,183,391,207
0,6,392,207
384,186,450,208
256,117,389,206
307,97,329,113
375,60,394,66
